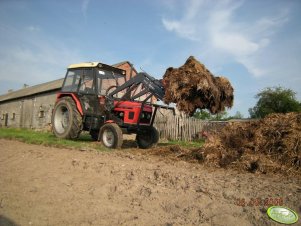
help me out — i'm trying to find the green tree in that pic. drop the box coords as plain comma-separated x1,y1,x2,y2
193,109,211,120
227,111,244,120
249,86,301,118
193,110,241,121
212,111,228,121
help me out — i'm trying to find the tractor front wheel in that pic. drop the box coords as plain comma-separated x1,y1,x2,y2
99,123,123,149
52,97,82,139
136,126,159,149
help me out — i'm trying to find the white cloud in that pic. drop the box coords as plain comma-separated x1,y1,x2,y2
212,32,259,56
162,18,197,40
237,58,267,77
161,0,292,78
162,0,205,41
207,5,262,58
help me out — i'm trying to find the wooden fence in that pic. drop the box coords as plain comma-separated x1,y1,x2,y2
153,113,231,141
153,114,205,141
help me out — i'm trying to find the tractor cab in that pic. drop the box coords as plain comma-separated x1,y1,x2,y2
60,62,126,115
62,62,126,97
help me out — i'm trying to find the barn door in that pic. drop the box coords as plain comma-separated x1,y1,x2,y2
4,113,8,127
20,99,34,128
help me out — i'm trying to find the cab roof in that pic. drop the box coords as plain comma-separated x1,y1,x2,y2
68,62,100,69
68,61,126,75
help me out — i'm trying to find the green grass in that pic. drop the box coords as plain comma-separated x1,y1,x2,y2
0,128,108,151
0,128,204,150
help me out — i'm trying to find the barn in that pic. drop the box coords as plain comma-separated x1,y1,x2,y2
0,61,138,129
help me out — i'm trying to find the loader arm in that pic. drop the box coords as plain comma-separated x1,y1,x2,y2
107,72,165,101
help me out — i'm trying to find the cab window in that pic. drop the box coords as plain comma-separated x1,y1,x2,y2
79,69,95,94
97,69,125,96
62,69,81,92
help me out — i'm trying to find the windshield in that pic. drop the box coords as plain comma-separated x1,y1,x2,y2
96,69,125,96
62,70,81,92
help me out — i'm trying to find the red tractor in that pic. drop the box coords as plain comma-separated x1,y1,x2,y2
51,62,172,149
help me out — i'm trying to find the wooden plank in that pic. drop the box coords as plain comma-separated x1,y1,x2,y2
185,117,188,141
176,116,178,140
189,117,191,141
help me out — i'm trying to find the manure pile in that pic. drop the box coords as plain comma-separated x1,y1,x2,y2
162,56,234,115
194,112,301,174
148,113,301,175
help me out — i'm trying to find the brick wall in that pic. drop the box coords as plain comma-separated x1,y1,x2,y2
115,62,137,81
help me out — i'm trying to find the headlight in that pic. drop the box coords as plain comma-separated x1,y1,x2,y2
141,113,145,118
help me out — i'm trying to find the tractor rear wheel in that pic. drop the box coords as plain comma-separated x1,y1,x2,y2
52,97,82,139
99,123,123,149
136,126,159,149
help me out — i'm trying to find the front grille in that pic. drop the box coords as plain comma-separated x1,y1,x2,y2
140,112,152,123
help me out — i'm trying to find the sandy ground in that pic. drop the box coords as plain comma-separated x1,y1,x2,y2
0,139,300,226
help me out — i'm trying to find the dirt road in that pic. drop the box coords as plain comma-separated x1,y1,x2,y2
0,139,300,226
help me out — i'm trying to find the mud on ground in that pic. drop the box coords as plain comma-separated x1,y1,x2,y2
0,140,300,226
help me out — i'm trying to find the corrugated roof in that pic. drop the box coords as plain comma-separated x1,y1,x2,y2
0,78,64,102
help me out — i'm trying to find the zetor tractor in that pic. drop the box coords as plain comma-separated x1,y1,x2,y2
51,62,172,149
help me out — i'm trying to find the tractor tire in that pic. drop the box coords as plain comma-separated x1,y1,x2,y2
90,130,99,141
52,97,82,139
99,123,123,149
136,126,159,149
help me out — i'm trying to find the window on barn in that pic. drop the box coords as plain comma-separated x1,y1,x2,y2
11,113,15,120
38,110,45,118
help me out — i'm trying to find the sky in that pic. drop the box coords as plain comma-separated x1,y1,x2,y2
0,0,300,117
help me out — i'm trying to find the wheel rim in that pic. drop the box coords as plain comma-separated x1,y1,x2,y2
54,105,69,134
103,129,114,147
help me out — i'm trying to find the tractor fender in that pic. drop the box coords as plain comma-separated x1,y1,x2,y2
56,93,83,115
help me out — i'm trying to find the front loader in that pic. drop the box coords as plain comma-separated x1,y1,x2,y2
51,62,173,149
